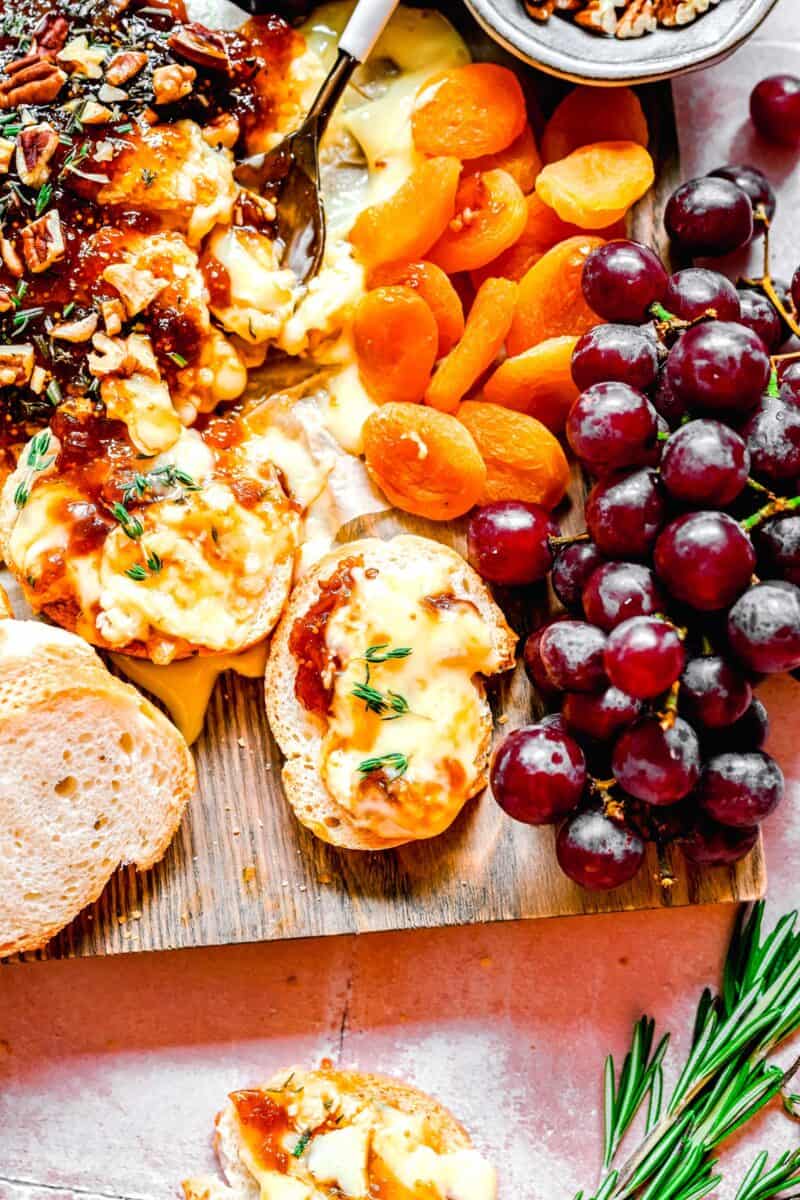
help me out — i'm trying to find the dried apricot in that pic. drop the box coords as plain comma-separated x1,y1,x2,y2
428,169,528,274
541,86,649,164
353,286,438,403
457,400,570,509
363,402,486,521
412,64,527,159
470,193,625,288
483,335,579,431
349,157,461,269
367,260,465,356
425,277,518,413
467,124,542,193
536,141,655,230
507,235,605,356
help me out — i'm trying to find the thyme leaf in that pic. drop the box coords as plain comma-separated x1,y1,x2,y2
357,752,409,778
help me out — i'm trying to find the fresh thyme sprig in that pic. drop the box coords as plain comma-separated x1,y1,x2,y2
357,752,409,778
350,644,412,721
575,904,800,1200
121,463,201,506
13,430,55,508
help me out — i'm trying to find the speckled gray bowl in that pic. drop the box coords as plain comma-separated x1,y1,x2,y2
461,0,781,84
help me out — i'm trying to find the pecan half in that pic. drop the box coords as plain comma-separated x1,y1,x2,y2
524,0,556,18
103,263,169,316
15,122,59,187
152,63,196,105
617,0,658,35
574,0,618,32
0,60,67,109
201,112,240,150
21,211,65,274
168,23,232,74
33,14,70,57
0,344,35,387
105,49,148,87
50,313,99,342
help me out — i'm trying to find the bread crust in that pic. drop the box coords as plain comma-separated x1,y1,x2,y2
265,535,516,851
0,620,195,956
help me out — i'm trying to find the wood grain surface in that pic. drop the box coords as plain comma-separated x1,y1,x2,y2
8,73,765,964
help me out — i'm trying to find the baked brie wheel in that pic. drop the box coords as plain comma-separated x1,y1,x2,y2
0,404,301,664
182,1067,497,1200
266,535,517,849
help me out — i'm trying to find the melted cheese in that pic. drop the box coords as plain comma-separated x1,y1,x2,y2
306,1126,369,1197
207,226,296,344
321,559,502,841
111,641,267,745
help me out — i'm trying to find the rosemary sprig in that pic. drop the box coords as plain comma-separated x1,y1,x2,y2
357,752,409,778
13,430,55,508
362,643,412,664
577,903,800,1200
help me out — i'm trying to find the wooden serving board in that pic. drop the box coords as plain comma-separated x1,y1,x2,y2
10,51,765,961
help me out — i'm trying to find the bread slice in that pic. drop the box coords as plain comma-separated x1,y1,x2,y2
0,619,195,956
265,535,517,850
182,1066,497,1200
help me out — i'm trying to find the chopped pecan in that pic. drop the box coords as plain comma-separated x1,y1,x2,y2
76,99,113,124
21,211,65,274
0,236,23,278
15,122,59,187
98,83,128,103
0,60,67,109
574,0,618,32
101,298,126,336
30,364,47,394
50,312,99,342
657,0,716,25
233,189,276,229
88,332,128,376
168,23,232,74
57,35,106,79
0,137,13,173
152,63,196,105
103,263,169,316
524,0,556,18
201,112,240,150
617,0,658,35
33,14,70,57
105,49,148,87
0,344,35,387
0,285,14,312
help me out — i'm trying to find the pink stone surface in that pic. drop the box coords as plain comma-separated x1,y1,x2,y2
2,8,800,1199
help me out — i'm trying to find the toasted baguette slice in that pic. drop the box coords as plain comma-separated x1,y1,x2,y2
266,535,516,850
183,1066,497,1200
0,620,195,956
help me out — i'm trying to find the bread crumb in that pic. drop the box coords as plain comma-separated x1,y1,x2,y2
497,714,509,726
242,865,257,884
237,737,245,748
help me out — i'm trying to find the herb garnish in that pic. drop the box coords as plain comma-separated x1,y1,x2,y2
291,1130,312,1158
11,279,28,308
169,351,188,368
14,430,55,508
34,182,52,217
350,644,412,720
121,463,201,505
46,379,62,407
12,307,44,333
357,752,409,778
111,501,144,541
575,903,800,1200
141,167,157,188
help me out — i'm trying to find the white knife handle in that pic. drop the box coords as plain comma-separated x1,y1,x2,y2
338,0,401,62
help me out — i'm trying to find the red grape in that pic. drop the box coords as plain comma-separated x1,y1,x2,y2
736,289,784,353
727,580,800,673
681,817,759,866
680,655,752,728
541,712,570,735
551,541,606,611
582,561,665,631
781,361,800,402
571,324,659,392
755,515,800,585
697,751,784,827
702,698,769,756
581,240,668,324
539,620,608,692
491,724,586,824
523,619,566,698
604,616,684,699
654,511,757,611
793,267,800,323
556,807,645,890
707,164,776,233
664,177,753,257
652,368,687,428
660,419,749,507
750,74,800,146
562,687,641,740
742,394,800,483
613,716,701,805
665,321,770,415
566,382,658,474
467,502,557,585
663,268,741,323
586,468,666,559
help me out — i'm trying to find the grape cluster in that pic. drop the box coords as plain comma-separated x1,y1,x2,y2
468,138,800,892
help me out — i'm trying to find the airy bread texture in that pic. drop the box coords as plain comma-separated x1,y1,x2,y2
0,619,195,956
265,535,516,850
183,1066,496,1200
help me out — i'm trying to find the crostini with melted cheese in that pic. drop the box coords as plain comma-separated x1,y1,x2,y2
182,1066,497,1200
265,535,517,849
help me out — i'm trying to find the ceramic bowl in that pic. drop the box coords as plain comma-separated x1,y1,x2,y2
461,0,781,84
